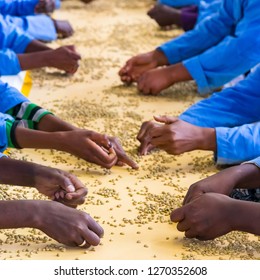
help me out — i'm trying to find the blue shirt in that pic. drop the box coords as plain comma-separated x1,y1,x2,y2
0,0,38,16
158,0,222,26
2,14,57,41
158,0,199,7
158,0,260,94
0,14,33,74
0,0,60,15
180,66,260,165
0,79,28,152
246,157,260,169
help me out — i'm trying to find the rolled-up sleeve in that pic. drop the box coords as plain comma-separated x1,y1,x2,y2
183,33,260,94
215,123,260,165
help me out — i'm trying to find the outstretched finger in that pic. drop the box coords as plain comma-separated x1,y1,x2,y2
154,115,178,124
117,152,139,169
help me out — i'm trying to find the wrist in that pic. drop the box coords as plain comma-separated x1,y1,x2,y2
15,127,65,150
229,199,256,233
153,49,168,66
168,63,192,84
30,200,54,230
198,127,216,151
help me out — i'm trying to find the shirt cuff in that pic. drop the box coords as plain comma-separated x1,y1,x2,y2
0,114,14,152
215,127,236,165
156,43,182,65
0,49,22,75
242,157,260,169
183,56,211,95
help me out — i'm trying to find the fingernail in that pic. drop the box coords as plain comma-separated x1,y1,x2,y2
67,184,75,192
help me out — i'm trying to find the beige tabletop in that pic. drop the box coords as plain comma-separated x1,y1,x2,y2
0,0,259,260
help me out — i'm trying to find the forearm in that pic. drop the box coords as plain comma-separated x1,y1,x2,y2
0,157,41,186
37,114,78,132
158,11,232,65
0,200,40,229
231,199,260,235
233,163,260,189
14,126,65,150
168,63,192,83
153,49,169,66
18,50,53,70
197,127,216,151
24,40,51,53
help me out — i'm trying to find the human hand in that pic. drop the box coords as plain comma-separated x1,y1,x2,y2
148,115,215,155
86,131,138,169
183,167,239,205
119,50,167,84
53,20,74,38
33,166,88,207
171,193,235,240
147,4,181,29
107,136,139,169
36,201,104,247
61,129,118,169
35,0,55,14
137,65,175,95
136,119,162,155
50,45,81,74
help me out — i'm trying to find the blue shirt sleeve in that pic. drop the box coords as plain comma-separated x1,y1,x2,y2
0,112,14,152
55,0,60,9
0,14,33,53
3,14,57,42
183,32,260,94
157,0,234,65
158,0,199,7
158,0,260,94
0,79,29,113
0,0,38,16
243,157,260,169
0,49,22,75
179,66,260,127
215,123,260,165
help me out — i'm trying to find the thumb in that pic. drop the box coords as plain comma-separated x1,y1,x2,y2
65,45,81,59
154,115,178,124
59,175,75,193
170,206,186,223
65,45,76,52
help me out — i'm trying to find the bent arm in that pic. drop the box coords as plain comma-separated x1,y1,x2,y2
157,0,234,65
183,33,260,94
179,68,260,127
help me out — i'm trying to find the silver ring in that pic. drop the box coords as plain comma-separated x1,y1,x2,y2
78,240,86,247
